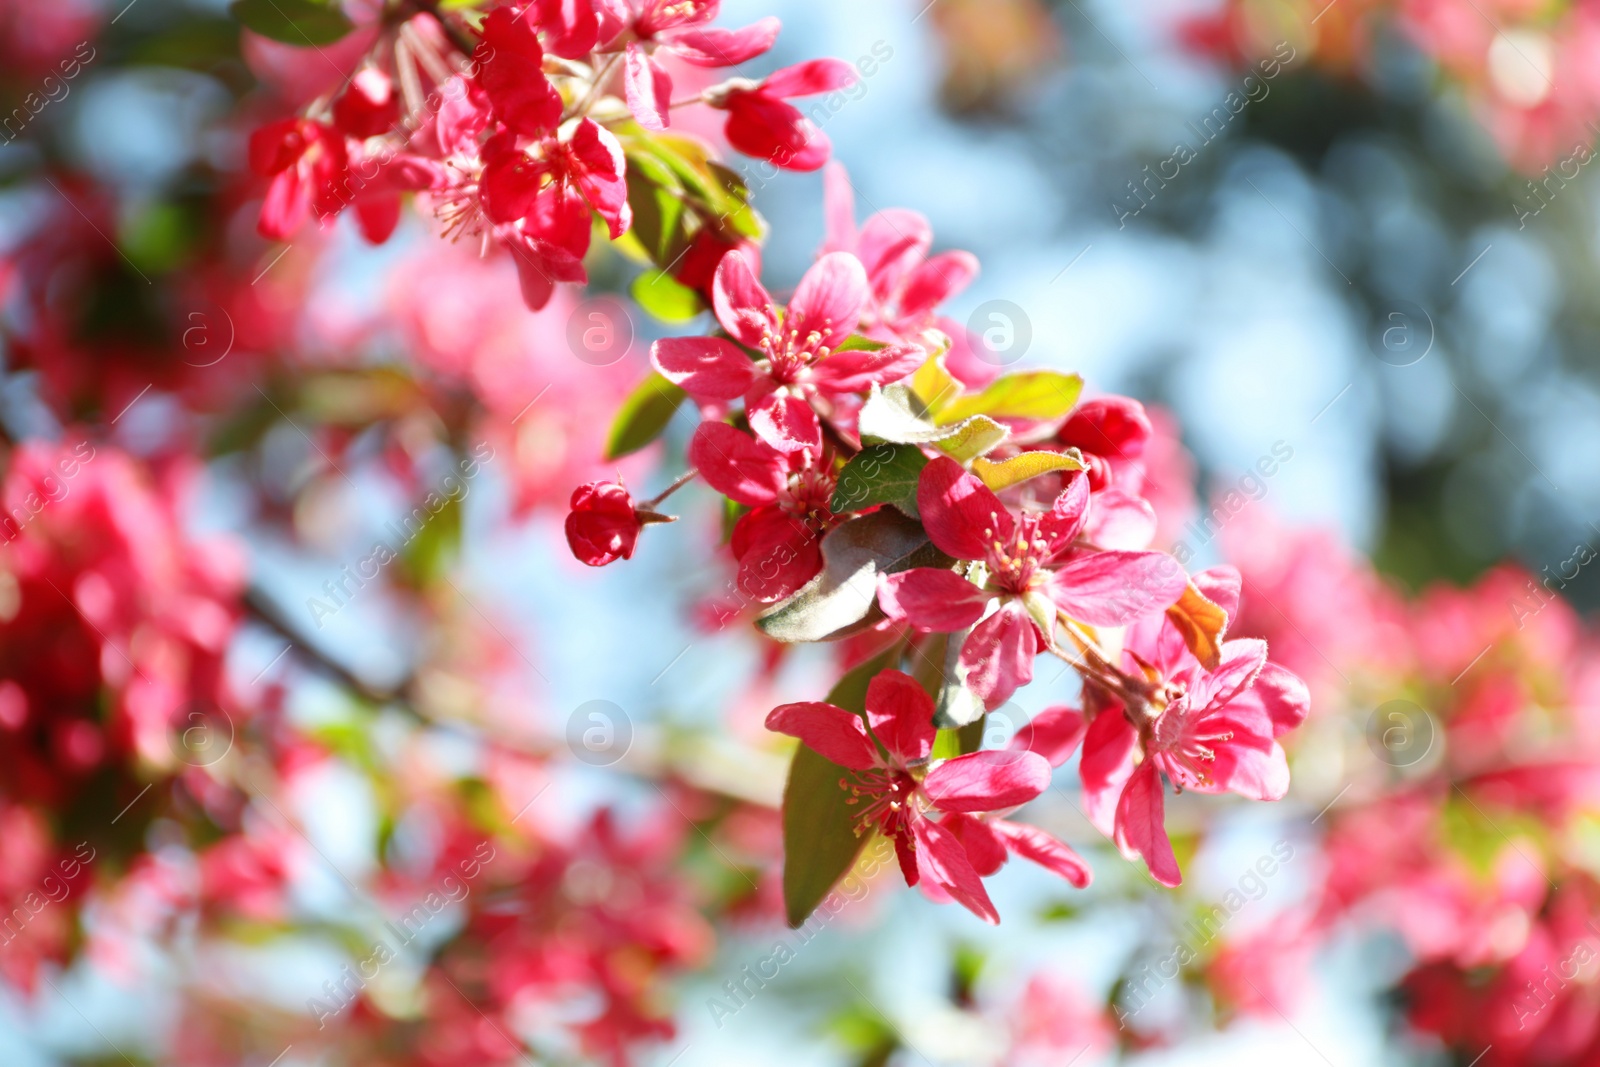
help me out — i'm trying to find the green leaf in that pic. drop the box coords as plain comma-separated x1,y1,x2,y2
604,371,686,460
229,0,354,44
624,165,689,267
857,385,1010,461
400,492,462,586
782,649,895,927
970,448,1085,491
935,370,1084,425
935,416,1009,462
830,443,928,517
631,270,704,323
756,509,942,643
835,334,888,352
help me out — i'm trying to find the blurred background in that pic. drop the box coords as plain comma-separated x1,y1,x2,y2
4,0,1600,1063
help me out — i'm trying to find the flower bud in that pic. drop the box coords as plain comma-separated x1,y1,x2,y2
565,481,641,566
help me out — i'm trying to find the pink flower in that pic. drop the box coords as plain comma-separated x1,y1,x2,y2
565,480,642,566
766,668,1070,922
820,162,980,346
878,458,1188,709
472,7,563,137
706,59,858,170
622,1,781,130
248,118,349,240
651,250,923,453
689,422,835,602
1072,569,1309,885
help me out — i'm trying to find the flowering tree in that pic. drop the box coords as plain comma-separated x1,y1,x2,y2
1,0,1595,1064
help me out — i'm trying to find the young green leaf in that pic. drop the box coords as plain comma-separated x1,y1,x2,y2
631,269,703,323
830,443,928,517
934,370,1084,425
229,0,354,44
604,371,686,460
970,448,1085,491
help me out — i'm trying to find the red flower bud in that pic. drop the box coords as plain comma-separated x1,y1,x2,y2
565,481,641,566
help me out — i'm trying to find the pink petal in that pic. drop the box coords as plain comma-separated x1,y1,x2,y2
1038,470,1089,554
765,700,878,770
354,194,401,244
1193,565,1242,630
788,251,868,350
993,820,1092,888
650,336,756,400
1194,638,1268,712
896,250,979,319
924,750,1050,813
958,602,1039,710
760,58,858,99
258,169,308,240
1202,736,1290,801
820,161,857,254
624,43,672,130
567,119,631,235
1251,662,1310,738
944,812,1008,876
912,816,999,924
1115,762,1181,886
863,668,936,766
876,568,990,632
809,343,925,395
747,388,821,454
858,209,931,300
1084,487,1157,550
688,422,786,506
1009,705,1086,767
917,456,1013,562
711,250,778,348
722,92,832,171
1079,708,1137,837
663,17,780,66
1047,549,1187,627
732,506,823,604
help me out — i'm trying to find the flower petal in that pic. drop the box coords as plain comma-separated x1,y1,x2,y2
944,812,1008,877
1009,705,1086,767
1079,707,1137,837
732,506,823,604
810,343,925,395
1194,638,1269,712
760,58,858,98
747,388,822,454
912,816,999,923
1047,549,1187,627
820,161,856,254
1084,487,1157,550
723,93,831,171
788,251,868,350
712,250,778,348
864,668,936,766
917,456,1013,562
924,750,1050,813
651,336,756,400
765,700,878,770
876,568,989,632
896,250,979,319
958,601,1039,709
688,421,786,506
663,17,780,66
624,43,673,130
1115,761,1181,886
1250,661,1310,738
993,820,1092,888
